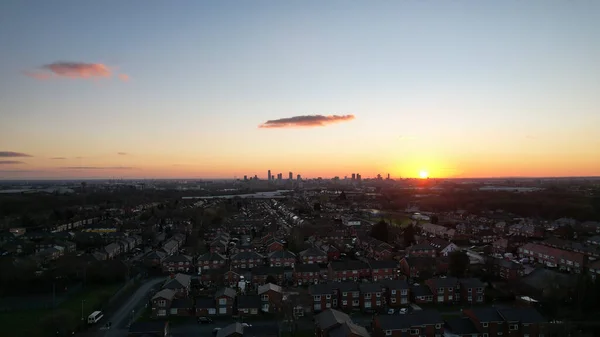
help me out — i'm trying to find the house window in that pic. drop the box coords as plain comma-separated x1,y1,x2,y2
376,292,381,298
477,288,483,293
314,295,321,301
170,308,177,315
468,288,472,292
401,289,407,295
410,329,419,335
391,298,396,303
342,292,348,296
482,322,488,327
208,308,216,315
352,300,359,306
353,292,359,298
483,334,488,337
218,298,227,305
326,294,331,299
364,294,372,299
342,300,347,305
158,300,166,306
385,331,392,336
261,295,269,301
391,289,396,295
435,324,441,329
510,324,518,330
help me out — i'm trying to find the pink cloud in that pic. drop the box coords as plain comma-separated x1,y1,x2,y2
259,114,356,128
24,62,130,81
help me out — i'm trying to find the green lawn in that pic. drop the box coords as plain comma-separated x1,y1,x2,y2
0,283,122,337
383,213,414,228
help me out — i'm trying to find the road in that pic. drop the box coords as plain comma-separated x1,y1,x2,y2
100,277,164,337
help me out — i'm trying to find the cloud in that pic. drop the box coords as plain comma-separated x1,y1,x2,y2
0,151,32,157
60,166,135,170
259,114,355,128
24,61,130,81
51,157,67,160
0,160,24,164
117,152,128,156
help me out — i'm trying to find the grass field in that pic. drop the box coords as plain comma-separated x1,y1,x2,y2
383,212,414,228
0,283,121,337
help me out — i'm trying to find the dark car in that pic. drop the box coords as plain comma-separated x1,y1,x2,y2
198,317,213,324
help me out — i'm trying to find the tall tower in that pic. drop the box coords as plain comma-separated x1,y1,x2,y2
289,172,293,180
268,170,271,181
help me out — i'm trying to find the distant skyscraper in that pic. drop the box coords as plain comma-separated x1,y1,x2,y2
277,173,282,181
268,170,271,181
297,174,301,181
289,172,293,180
352,173,356,181
357,173,361,181
387,173,390,180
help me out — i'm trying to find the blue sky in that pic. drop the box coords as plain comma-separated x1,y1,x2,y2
1,1,599,179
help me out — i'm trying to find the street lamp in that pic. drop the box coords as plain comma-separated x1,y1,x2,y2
81,300,85,321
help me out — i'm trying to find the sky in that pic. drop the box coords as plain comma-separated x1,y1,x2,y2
1,1,599,180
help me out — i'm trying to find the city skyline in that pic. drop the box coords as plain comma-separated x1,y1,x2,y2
1,1,599,180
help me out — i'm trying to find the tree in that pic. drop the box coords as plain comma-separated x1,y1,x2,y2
430,215,439,224
371,220,389,242
265,275,277,285
448,251,469,277
403,225,416,246
313,203,321,212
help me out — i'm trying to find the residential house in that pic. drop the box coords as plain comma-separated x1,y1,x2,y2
459,278,485,304
518,242,585,272
151,289,176,317
329,322,370,337
195,297,217,316
144,250,167,268
215,287,236,315
328,260,370,282
265,238,285,252
230,251,265,269
410,284,433,304
509,224,544,238
294,263,321,285
310,283,337,312
162,273,191,298
426,238,459,256
589,260,600,279
314,309,352,337
104,243,121,259
223,269,243,287
463,306,547,337
425,277,459,304
37,247,62,262
586,236,600,246
444,317,481,337
400,256,448,279
406,243,437,258
162,255,193,273
369,260,399,281
333,281,359,310
358,282,384,312
128,321,169,337
170,298,193,316
162,240,179,256
491,258,524,281
258,283,283,313
216,323,244,337
251,266,286,285
237,295,261,316
268,250,296,267
381,279,410,307
299,247,328,264
374,310,444,337
197,252,227,271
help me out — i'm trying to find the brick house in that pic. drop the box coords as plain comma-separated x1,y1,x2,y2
294,263,321,285
197,252,227,271
518,242,585,272
426,238,459,256
411,284,434,304
195,297,217,316
491,258,525,281
170,298,194,316
369,260,399,281
151,289,176,317
406,243,437,258
237,295,261,316
463,306,547,337
381,279,410,307
358,282,384,312
162,273,192,298
400,256,448,279
425,277,459,304
223,269,242,287
209,239,228,253
299,247,328,264
328,260,370,282
214,288,236,315
268,250,296,267
230,251,265,269
143,250,166,267
265,238,285,252
333,281,359,310
309,283,337,312
258,283,283,313
251,266,285,285
162,254,193,273
374,310,444,337
314,309,352,337
459,278,485,304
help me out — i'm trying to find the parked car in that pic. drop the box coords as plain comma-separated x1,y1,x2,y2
198,317,213,324
212,328,221,334
398,308,408,315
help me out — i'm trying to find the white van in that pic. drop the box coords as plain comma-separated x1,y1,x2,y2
88,311,104,324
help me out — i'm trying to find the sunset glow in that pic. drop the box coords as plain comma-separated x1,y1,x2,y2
1,2,599,180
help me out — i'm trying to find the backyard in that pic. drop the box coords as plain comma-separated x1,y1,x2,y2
0,283,122,337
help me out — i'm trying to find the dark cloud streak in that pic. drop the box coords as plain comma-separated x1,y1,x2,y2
0,151,32,157
0,160,25,164
51,157,67,160
259,114,355,128
60,166,135,170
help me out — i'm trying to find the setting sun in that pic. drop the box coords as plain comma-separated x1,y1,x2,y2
419,170,429,179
